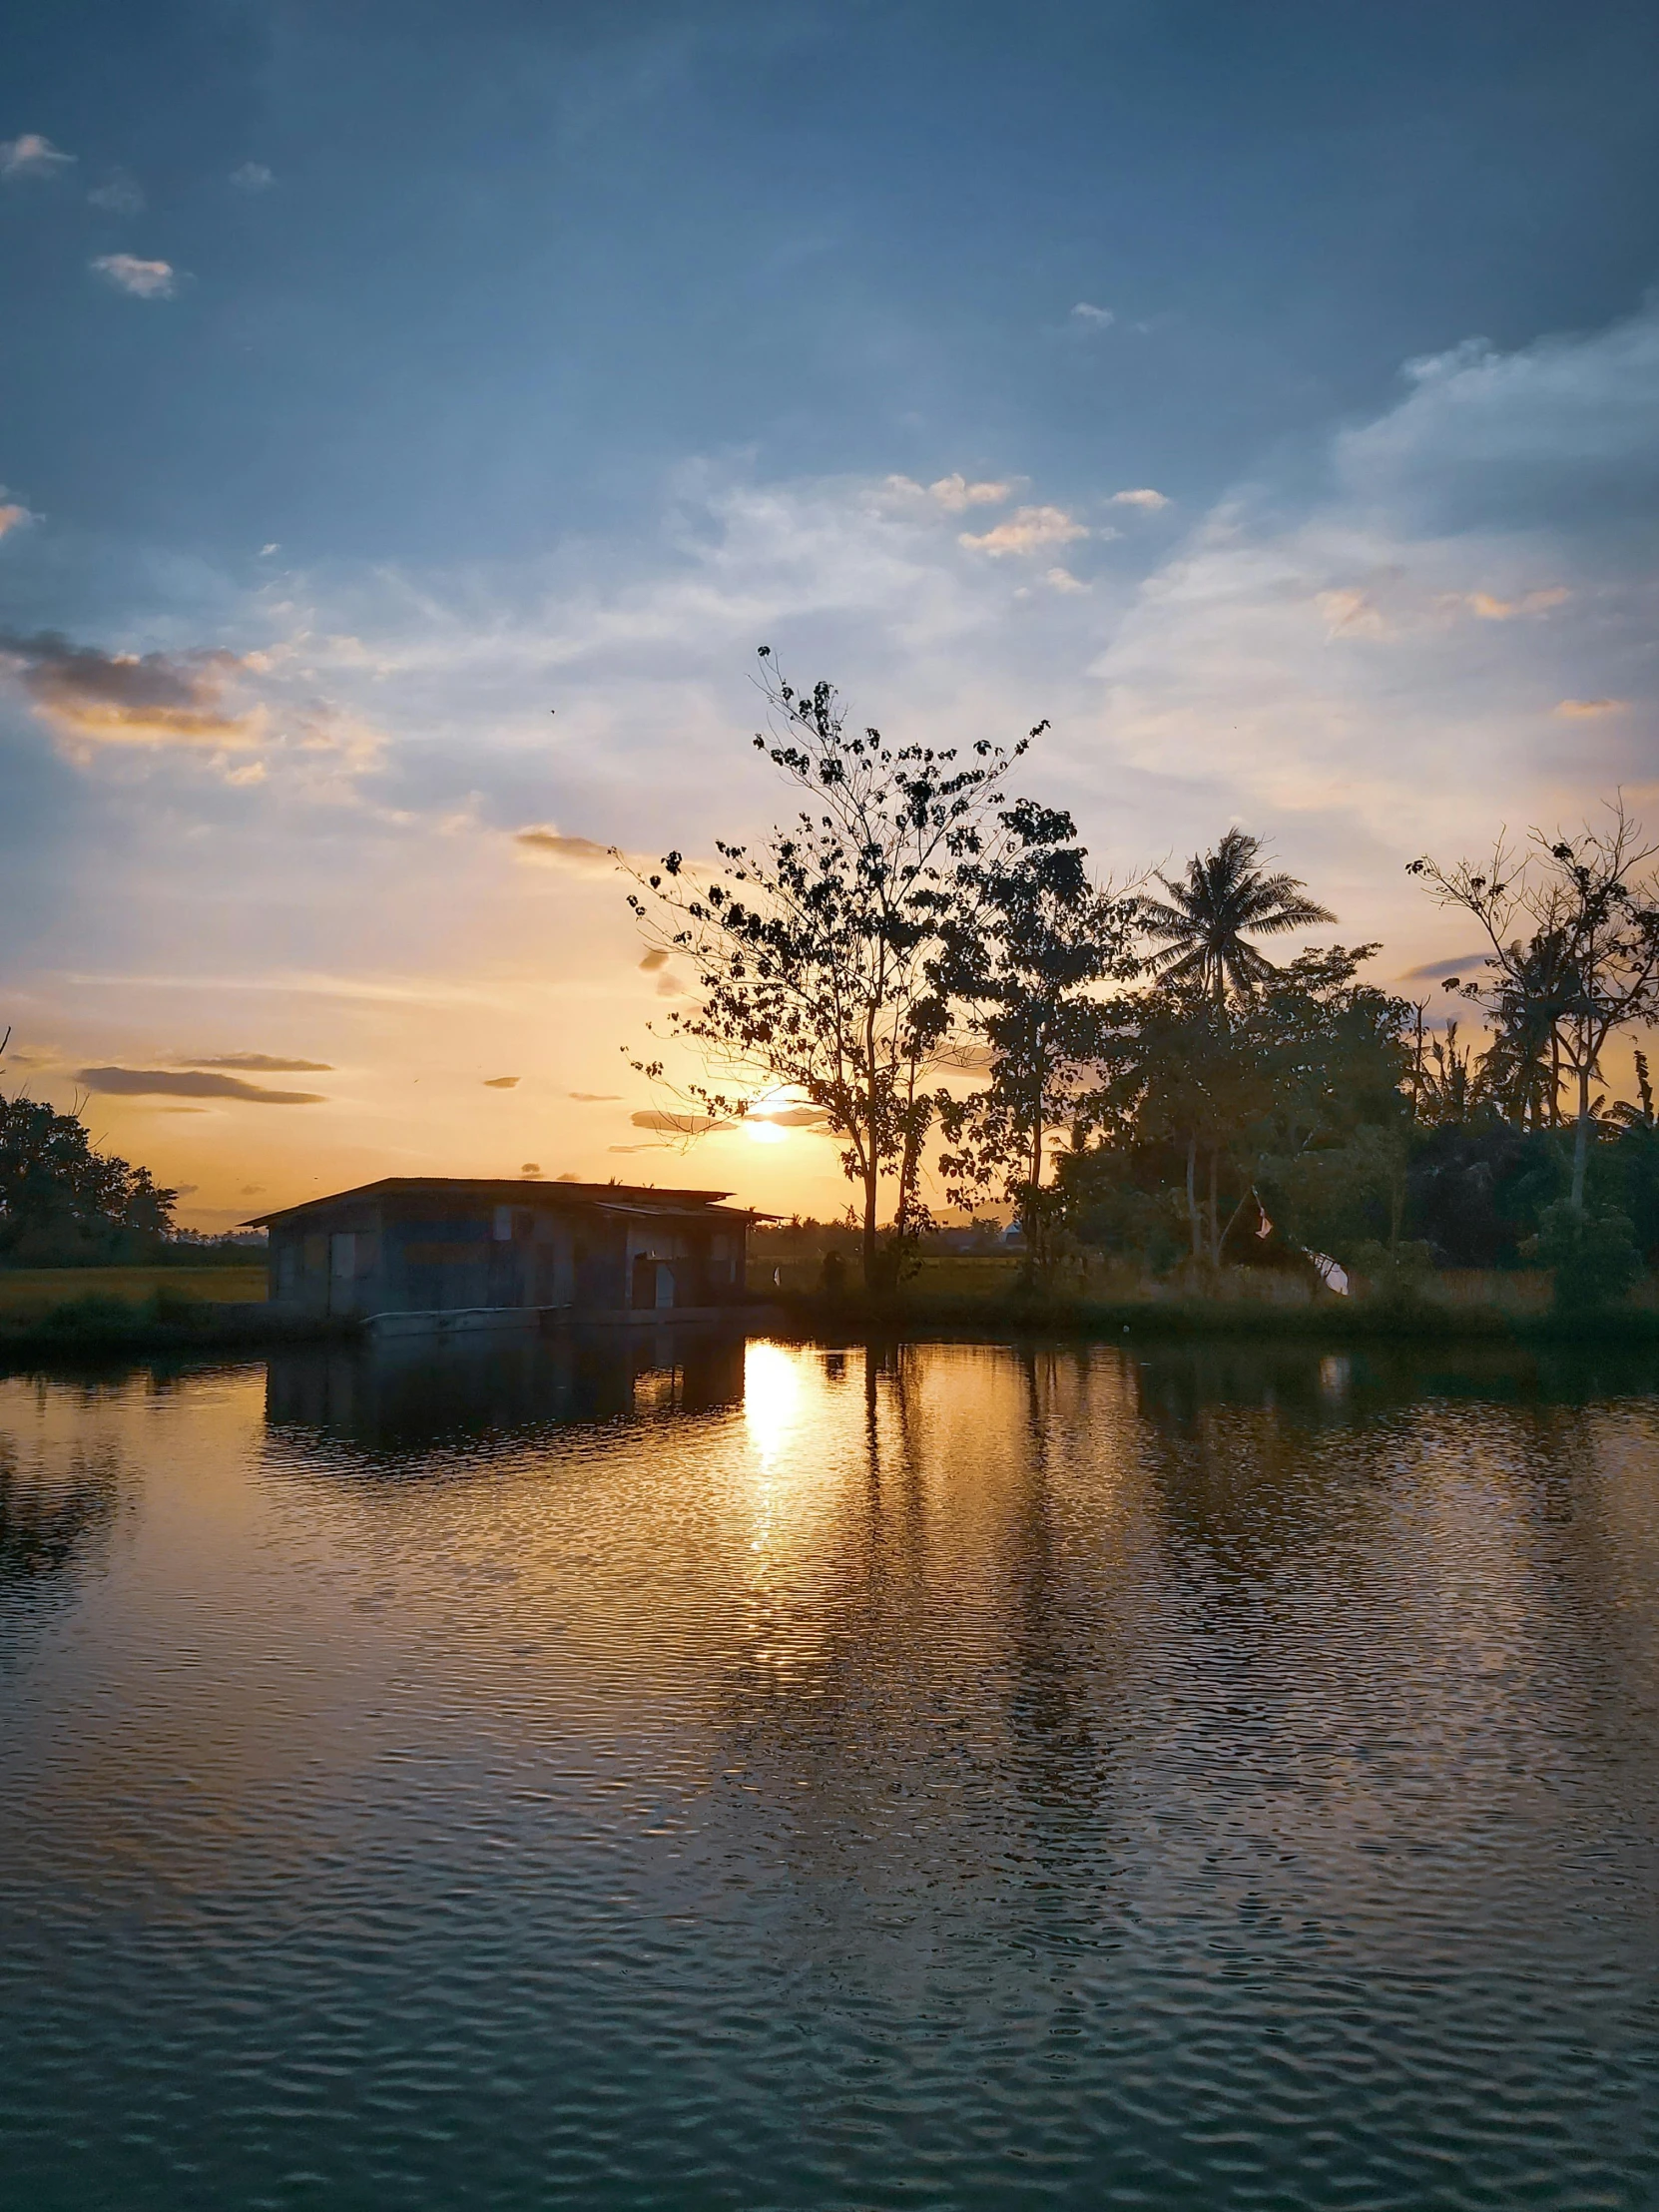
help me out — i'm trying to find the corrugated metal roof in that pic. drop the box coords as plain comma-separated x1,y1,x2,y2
243,1175,754,1229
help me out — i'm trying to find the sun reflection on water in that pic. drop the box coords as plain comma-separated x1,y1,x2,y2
743,1341,804,1466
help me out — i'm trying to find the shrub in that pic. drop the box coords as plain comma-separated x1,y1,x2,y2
1531,1201,1644,1313
38,1294,141,1336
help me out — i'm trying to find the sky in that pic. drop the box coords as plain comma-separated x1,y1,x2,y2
2,0,1657,1228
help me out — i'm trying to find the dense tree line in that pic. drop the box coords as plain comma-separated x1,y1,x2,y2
632,658,1659,1307
0,1045,178,1264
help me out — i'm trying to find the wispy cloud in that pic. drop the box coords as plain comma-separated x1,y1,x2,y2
230,162,275,192
1401,952,1489,982
87,171,144,215
77,1066,328,1105
1070,301,1114,328
0,502,34,541
569,1091,622,1102
1,133,75,179
1554,697,1627,718
880,471,1012,513
1465,587,1570,620
632,1109,730,1134
959,504,1087,556
1108,487,1170,511
91,254,179,299
179,1053,334,1072
0,630,263,748
483,1075,519,1087
513,826,617,869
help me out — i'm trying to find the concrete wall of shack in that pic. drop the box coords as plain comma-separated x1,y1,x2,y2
268,1189,748,1319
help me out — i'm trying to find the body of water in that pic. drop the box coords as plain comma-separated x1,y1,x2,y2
3,1331,1659,2209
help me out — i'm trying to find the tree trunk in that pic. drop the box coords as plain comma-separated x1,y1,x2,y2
861,1152,880,1289
1207,1146,1220,1267
862,1021,881,1290
1186,1135,1201,1262
1571,1059,1592,1214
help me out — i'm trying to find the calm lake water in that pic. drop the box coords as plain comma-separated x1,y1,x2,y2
4,1331,1659,2211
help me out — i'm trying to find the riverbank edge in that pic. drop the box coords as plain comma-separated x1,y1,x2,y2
768,1290,1659,1346
0,1307,358,1364
5,1290,1655,1364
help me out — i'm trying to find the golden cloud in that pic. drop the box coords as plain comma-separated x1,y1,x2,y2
959,505,1087,557
180,1053,334,1072
630,1109,731,1135
0,630,264,748
1554,697,1628,719
78,1066,327,1104
1468,587,1570,620
91,253,178,298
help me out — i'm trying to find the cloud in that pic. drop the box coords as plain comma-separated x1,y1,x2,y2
1400,952,1489,982
959,504,1088,557
77,1067,327,1104
91,254,179,299
179,1053,334,1072
638,948,669,970
608,1142,672,1153
483,1075,519,1087
751,1105,832,1127
1070,302,1114,328
1315,587,1388,639
923,473,1011,513
230,162,275,191
513,826,616,869
520,1163,542,1176
569,1091,621,1101
0,630,264,749
0,503,34,541
1,134,74,179
879,472,1012,514
1466,586,1569,620
1042,566,1087,593
1108,488,1170,511
1332,311,1659,534
87,171,144,215
631,1109,731,1135
1087,297,1659,846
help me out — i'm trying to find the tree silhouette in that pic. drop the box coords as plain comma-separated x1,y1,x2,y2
1140,830,1334,1006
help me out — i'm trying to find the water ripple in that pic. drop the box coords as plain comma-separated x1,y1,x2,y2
1,1336,1657,2208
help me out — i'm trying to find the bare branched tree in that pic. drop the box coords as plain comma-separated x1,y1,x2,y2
626,651,1041,1290
1409,800,1659,1210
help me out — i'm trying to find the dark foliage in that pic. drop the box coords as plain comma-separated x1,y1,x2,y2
0,1092,178,1264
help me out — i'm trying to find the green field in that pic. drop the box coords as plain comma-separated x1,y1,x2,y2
0,1266,269,1322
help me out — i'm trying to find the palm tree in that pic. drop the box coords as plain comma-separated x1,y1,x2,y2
1140,830,1335,1006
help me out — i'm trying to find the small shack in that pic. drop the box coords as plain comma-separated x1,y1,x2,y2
248,1177,756,1334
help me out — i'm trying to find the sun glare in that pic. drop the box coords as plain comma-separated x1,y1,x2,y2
746,1119,788,1144
744,1341,804,1463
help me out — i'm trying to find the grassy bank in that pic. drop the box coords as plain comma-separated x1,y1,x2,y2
0,1265,269,1320
772,1281,1659,1346
0,1266,348,1362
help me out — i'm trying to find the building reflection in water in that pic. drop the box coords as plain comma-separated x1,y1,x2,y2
6,1336,1659,2205
265,1324,748,1455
